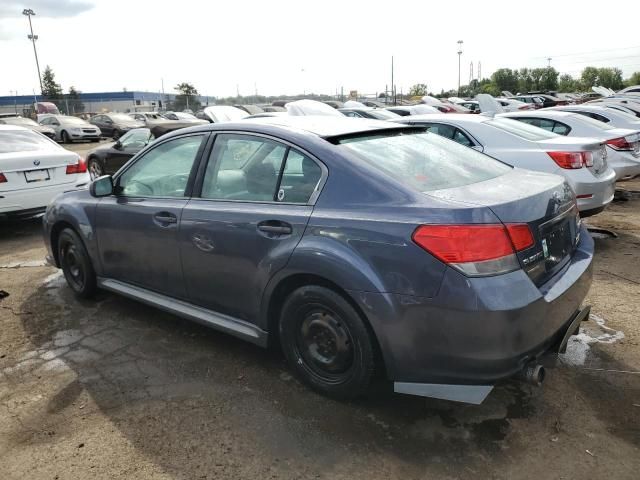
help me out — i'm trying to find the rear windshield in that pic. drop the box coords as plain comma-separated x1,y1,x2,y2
368,109,400,120
0,130,57,153
487,117,559,141
571,113,616,130
337,131,511,192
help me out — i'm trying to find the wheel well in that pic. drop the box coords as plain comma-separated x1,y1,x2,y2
266,273,386,374
50,221,76,266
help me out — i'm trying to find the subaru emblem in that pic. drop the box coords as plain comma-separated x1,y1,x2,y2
33,159,41,166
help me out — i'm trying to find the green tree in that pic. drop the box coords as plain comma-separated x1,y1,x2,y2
558,74,578,92
580,67,600,90
626,71,640,86
596,68,624,90
173,82,201,111
517,68,533,94
67,86,85,114
41,65,63,101
409,83,429,96
539,67,559,91
491,68,518,94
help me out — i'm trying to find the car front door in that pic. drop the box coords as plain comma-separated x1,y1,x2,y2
95,133,208,298
179,133,324,323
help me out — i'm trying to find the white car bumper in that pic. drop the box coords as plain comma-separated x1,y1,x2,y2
0,174,90,215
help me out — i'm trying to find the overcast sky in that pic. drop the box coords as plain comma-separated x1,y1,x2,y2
1,0,639,98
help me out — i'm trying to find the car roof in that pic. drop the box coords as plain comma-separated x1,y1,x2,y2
239,115,408,137
158,115,413,142
398,113,489,124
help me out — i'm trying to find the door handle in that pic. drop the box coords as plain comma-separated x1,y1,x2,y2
257,221,293,235
153,212,177,225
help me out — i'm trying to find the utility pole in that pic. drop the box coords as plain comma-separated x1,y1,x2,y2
23,9,43,95
457,40,464,96
547,57,552,68
391,56,394,105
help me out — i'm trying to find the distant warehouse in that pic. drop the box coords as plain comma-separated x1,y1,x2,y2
0,91,214,116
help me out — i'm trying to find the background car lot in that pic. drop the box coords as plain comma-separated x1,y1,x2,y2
0,140,639,479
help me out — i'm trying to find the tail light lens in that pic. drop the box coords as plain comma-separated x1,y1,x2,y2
547,151,593,169
0,173,7,183
606,136,635,151
66,157,87,175
412,224,534,276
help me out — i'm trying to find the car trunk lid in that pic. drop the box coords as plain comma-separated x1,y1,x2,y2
427,169,580,286
0,149,81,192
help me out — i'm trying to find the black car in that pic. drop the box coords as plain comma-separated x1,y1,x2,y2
90,113,144,140
338,108,401,120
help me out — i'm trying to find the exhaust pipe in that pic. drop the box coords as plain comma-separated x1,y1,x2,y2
517,363,545,386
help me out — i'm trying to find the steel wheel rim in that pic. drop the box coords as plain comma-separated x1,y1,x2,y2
89,160,102,179
62,243,85,291
294,307,355,383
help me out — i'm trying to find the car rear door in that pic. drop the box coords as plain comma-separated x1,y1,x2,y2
179,132,324,323
95,133,208,298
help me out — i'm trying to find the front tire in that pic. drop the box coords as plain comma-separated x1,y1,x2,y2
112,130,121,140
87,157,104,180
58,228,97,299
61,130,71,144
279,286,376,399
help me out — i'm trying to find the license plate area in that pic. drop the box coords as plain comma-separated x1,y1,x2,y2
539,209,579,270
24,168,50,183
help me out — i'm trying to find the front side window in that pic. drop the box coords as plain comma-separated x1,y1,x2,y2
117,135,204,197
337,131,511,192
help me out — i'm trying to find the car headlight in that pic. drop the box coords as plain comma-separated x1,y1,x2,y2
70,128,82,133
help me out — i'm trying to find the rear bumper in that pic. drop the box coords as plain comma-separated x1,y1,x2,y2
350,225,594,386
0,175,90,215
571,170,615,213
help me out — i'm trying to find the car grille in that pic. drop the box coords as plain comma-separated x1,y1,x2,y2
82,129,97,134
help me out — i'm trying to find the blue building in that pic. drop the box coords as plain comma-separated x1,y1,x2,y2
0,91,214,115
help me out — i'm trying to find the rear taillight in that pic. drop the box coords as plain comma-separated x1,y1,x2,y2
412,224,533,276
547,151,593,169
66,157,87,175
606,136,635,151
0,173,7,183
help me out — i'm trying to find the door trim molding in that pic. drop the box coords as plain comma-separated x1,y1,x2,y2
97,277,268,347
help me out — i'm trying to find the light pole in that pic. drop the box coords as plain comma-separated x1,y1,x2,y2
547,57,552,68
457,40,463,96
23,9,43,96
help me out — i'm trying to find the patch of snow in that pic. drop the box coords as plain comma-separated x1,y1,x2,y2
0,259,47,268
561,313,625,366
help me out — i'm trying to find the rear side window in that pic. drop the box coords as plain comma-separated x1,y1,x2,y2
201,134,322,204
338,131,510,192
487,117,559,141
0,130,57,153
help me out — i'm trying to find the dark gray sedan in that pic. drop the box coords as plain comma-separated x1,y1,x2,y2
43,117,593,404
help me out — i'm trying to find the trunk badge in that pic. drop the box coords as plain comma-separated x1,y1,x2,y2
33,159,41,166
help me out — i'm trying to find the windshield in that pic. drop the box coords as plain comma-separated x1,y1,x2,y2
487,117,559,141
111,114,138,122
368,109,400,120
61,116,87,125
337,131,511,192
0,130,58,153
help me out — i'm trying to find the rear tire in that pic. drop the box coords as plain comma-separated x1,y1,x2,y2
279,286,376,399
58,228,97,299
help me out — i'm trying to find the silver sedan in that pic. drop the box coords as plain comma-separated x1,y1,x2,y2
38,115,101,143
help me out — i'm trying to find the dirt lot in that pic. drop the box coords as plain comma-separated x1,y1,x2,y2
1,154,638,479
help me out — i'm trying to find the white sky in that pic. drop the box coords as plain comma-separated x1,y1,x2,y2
1,0,639,98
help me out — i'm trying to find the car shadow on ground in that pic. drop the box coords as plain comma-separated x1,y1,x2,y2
6,274,568,477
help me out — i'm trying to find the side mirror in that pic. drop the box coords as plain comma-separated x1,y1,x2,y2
89,175,113,197
113,140,122,150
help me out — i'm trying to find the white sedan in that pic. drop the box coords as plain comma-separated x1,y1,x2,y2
393,114,616,217
0,125,90,217
501,110,640,181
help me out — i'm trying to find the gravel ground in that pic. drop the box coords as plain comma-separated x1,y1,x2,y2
0,170,638,479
